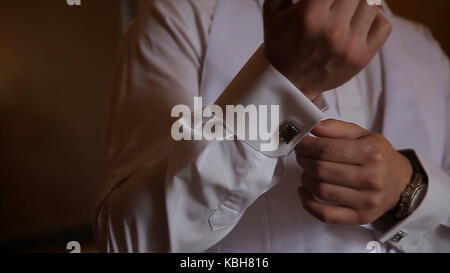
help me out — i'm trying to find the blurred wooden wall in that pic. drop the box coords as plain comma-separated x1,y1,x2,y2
387,0,450,56
0,0,124,248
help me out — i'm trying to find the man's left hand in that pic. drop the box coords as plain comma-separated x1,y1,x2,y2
295,119,413,225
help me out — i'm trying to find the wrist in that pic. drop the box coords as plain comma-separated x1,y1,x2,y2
264,47,317,102
399,152,414,195
392,150,428,219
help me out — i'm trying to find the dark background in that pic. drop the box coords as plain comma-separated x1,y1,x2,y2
0,0,448,252
388,0,450,55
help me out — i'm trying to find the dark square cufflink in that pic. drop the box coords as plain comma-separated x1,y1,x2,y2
279,122,301,144
390,231,407,243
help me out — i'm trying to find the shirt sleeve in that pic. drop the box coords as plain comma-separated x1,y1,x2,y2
376,41,450,253
94,0,323,253
377,153,450,252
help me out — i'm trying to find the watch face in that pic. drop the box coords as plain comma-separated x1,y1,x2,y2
410,185,426,212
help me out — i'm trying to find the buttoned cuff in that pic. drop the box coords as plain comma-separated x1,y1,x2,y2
377,153,450,251
215,44,324,157
206,44,324,234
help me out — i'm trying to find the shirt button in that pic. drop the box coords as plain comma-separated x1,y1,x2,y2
390,231,408,243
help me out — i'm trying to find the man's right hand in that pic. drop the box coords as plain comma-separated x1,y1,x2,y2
263,0,392,101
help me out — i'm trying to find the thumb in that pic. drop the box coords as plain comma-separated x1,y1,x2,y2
311,119,368,139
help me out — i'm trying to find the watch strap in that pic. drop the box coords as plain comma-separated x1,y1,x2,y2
395,150,428,219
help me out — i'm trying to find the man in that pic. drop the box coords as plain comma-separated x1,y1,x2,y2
94,0,450,252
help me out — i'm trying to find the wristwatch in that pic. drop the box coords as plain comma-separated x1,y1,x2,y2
394,150,428,219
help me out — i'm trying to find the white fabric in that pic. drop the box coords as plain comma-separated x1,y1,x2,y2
93,0,450,253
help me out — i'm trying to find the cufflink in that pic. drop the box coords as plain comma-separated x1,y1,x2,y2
279,122,301,144
389,231,407,243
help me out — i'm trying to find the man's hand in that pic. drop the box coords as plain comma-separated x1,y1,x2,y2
263,0,392,100
295,119,413,225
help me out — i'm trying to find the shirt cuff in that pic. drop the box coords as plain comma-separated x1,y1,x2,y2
215,44,324,157
377,153,450,251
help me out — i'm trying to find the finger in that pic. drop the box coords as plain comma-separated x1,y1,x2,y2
297,154,363,189
301,173,364,209
296,136,365,164
298,186,361,225
330,0,361,23
367,12,392,52
311,119,368,139
350,0,379,37
263,0,294,19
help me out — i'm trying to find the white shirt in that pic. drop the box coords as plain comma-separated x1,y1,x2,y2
94,0,450,253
